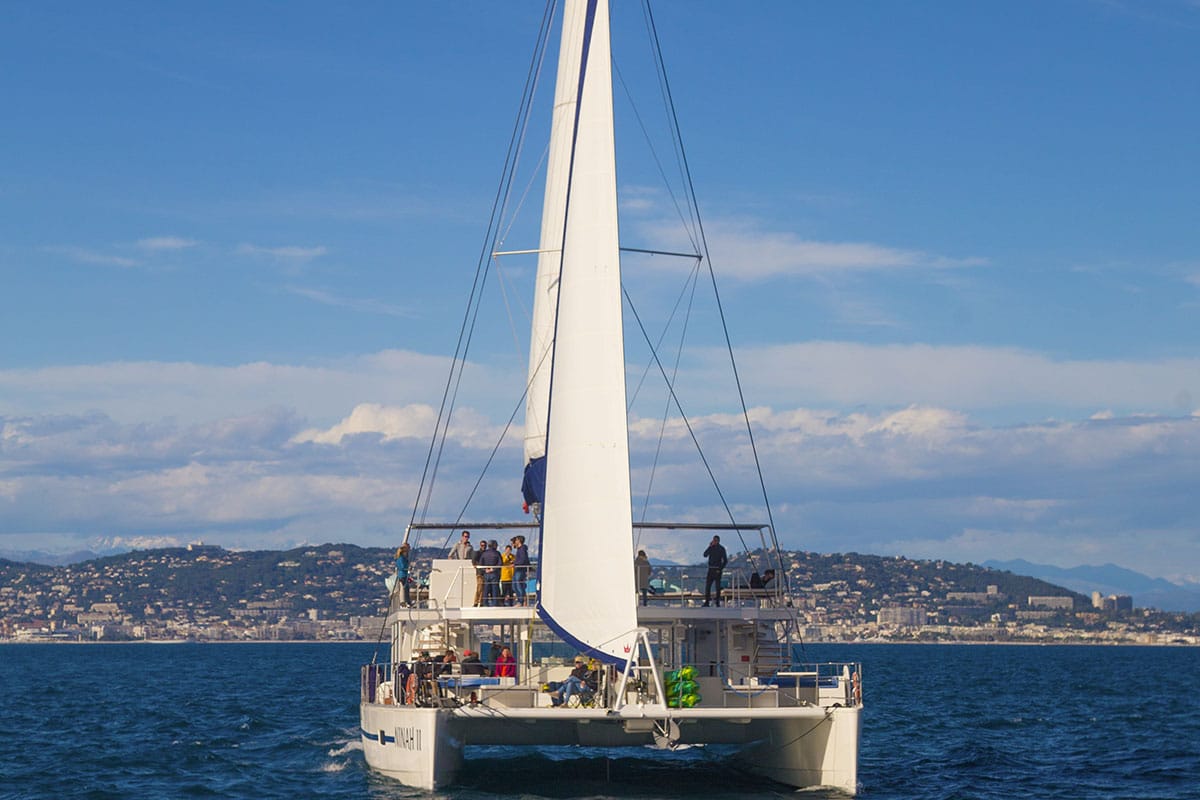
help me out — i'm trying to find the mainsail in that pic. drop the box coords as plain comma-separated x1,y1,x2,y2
533,0,638,664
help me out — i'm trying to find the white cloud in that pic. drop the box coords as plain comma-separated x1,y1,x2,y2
46,245,138,268
286,286,413,317
292,402,436,444
136,236,198,251
293,402,510,452
633,219,986,280
722,341,1200,416
0,350,482,427
236,243,329,261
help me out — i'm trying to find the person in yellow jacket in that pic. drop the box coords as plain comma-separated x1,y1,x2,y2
500,544,516,606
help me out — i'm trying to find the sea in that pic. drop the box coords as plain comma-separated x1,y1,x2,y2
2,642,1198,800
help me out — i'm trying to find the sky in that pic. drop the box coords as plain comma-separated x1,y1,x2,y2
2,1,1198,583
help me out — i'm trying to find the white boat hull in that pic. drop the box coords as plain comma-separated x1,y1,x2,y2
360,705,463,790
360,702,859,794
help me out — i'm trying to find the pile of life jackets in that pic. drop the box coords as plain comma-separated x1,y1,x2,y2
664,666,701,708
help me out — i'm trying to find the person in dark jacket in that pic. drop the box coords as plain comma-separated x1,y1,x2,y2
703,535,728,607
749,568,776,589
552,656,595,707
460,649,487,676
413,651,436,705
479,540,502,606
512,535,530,606
634,550,652,606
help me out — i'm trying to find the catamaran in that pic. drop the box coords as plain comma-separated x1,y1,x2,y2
360,0,861,792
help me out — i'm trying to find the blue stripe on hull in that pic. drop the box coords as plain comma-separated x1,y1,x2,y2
361,727,395,743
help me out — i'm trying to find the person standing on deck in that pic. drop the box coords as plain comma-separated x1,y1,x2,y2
500,544,515,605
702,535,728,607
479,539,502,606
448,530,474,560
472,540,487,606
634,550,652,606
512,535,530,606
394,544,412,607
494,646,517,678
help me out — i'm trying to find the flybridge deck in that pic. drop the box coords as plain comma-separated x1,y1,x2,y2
370,547,859,717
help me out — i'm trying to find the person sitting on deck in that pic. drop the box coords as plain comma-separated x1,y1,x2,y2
434,649,456,697
749,568,776,589
460,649,487,676
552,656,596,707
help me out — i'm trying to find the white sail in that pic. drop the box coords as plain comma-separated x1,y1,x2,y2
535,0,638,664
522,0,578,468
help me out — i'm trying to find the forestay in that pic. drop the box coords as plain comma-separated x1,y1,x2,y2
533,0,638,665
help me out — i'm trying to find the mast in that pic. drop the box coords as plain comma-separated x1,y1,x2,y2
534,0,638,664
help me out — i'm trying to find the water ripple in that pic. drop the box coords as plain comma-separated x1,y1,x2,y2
2,642,1198,799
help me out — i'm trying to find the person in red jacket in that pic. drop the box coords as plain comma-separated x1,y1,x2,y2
494,646,517,678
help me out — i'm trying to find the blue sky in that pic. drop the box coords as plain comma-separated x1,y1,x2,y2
2,2,1198,583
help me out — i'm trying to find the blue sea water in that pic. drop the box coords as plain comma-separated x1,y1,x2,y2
2,642,1198,799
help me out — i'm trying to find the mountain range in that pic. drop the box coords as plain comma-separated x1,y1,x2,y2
983,559,1200,613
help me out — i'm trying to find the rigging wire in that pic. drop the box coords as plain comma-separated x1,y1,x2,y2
625,258,700,411
622,286,741,533
639,1,701,245
633,261,701,539
411,0,791,605
497,140,552,250
436,343,553,553
493,258,532,369
641,0,787,581
408,0,558,543
614,61,700,255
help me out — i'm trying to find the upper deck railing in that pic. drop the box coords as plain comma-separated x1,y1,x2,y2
388,562,787,613
361,659,863,711
396,520,788,613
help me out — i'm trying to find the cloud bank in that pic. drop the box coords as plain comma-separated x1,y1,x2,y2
2,393,1197,582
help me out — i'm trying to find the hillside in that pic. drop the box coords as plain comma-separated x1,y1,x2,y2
3,542,1082,633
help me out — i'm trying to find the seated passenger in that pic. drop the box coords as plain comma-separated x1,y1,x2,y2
552,656,595,707
749,568,776,589
460,649,487,676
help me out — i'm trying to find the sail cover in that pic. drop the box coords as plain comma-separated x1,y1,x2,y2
535,0,638,665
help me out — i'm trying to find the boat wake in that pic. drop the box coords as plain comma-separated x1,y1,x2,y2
328,739,362,757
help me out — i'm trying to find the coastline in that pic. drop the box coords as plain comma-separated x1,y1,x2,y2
3,637,1194,647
